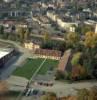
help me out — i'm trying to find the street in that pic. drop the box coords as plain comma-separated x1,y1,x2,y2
31,80,97,97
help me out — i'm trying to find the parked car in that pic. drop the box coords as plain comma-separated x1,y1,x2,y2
25,88,34,96
32,89,39,95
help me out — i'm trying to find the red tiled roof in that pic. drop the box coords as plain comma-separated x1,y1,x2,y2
58,49,71,71
35,49,61,58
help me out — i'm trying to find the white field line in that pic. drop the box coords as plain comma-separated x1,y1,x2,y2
29,58,47,83
16,58,47,100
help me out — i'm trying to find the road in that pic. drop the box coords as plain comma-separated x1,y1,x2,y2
31,34,64,41
31,80,97,97
10,79,97,98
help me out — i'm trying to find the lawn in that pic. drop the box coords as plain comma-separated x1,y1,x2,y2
13,58,44,79
38,59,59,75
13,58,59,79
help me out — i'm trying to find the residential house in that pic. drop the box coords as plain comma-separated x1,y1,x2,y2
47,11,78,31
95,24,97,33
24,41,40,51
16,22,28,28
47,11,58,22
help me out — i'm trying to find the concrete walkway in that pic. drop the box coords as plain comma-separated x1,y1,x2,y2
6,76,28,87
6,76,28,91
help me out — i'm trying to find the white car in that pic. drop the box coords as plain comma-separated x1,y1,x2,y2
25,89,31,96
25,88,34,96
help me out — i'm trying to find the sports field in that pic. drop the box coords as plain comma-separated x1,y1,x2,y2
13,58,59,79
38,59,58,75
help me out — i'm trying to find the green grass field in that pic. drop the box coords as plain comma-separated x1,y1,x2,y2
38,59,59,75
13,58,43,79
13,58,59,79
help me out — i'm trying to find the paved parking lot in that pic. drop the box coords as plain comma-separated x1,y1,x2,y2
31,80,97,97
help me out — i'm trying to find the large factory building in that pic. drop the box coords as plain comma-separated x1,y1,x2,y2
0,48,15,68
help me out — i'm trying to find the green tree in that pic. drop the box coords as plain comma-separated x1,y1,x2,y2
17,27,25,42
77,88,89,100
43,33,51,43
66,32,79,48
11,25,16,32
58,42,66,53
83,32,97,74
77,87,97,100
8,34,16,41
82,25,94,34
2,33,9,39
71,52,82,66
0,81,9,94
0,25,4,35
84,32,97,48
41,92,57,100
89,86,97,100
24,28,30,40
41,41,53,49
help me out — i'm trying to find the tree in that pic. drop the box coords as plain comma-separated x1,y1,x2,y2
8,34,16,41
75,26,82,34
41,92,57,100
41,95,48,100
41,41,53,49
2,33,9,39
66,32,79,48
84,32,97,48
0,25,4,35
24,28,30,40
0,81,8,94
41,33,52,49
55,70,65,80
81,25,94,34
71,52,89,79
77,88,89,100
77,87,97,100
17,27,25,42
83,32,97,75
11,25,16,32
89,86,97,100
58,42,66,53
0,81,9,100
43,33,51,43
76,25,94,35
71,52,82,66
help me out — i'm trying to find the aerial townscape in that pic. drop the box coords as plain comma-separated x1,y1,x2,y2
0,0,97,100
